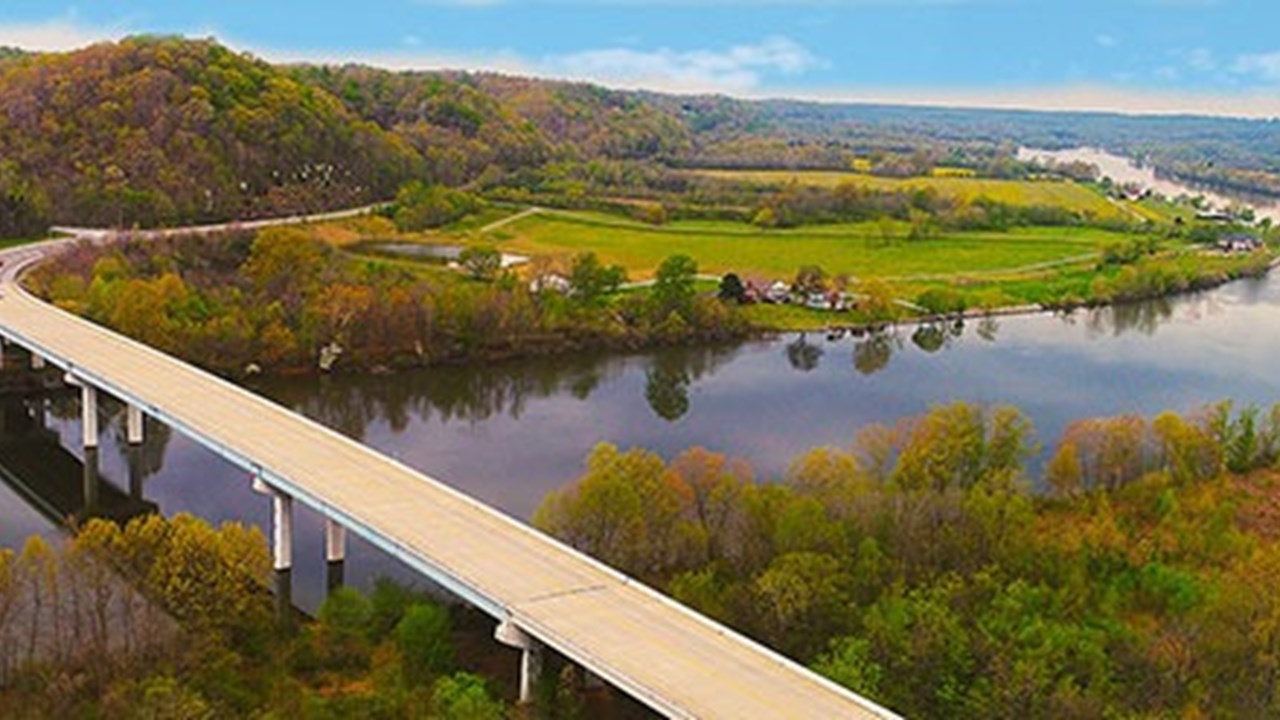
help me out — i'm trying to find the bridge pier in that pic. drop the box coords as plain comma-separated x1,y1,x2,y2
271,492,294,572
253,475,295,623
81,385,99,449
125,404,144,445
495,619,543,704
325,517,346,592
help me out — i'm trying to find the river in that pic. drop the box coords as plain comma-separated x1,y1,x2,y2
4,148,1280,611
1018,145,1280,223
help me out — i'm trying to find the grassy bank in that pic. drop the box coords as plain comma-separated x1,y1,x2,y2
478,209,1122,280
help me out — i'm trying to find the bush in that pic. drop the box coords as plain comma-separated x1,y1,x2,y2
395,603,454,685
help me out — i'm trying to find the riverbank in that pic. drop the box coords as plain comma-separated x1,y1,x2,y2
742,247,1275,336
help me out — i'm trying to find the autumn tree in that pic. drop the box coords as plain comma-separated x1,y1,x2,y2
533,443,699,582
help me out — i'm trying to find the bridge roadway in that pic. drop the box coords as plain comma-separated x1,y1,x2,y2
0,234,897,719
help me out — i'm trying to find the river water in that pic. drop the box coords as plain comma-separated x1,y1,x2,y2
1018,146,1280,223
4,148,1280,611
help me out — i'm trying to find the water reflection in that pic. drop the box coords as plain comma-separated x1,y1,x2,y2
0,394,158,534
785,334,825,372
853,330,900,375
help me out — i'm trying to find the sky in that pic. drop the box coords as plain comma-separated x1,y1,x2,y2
3,1,1280,117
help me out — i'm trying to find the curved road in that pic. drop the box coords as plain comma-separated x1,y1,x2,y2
0,216,898,719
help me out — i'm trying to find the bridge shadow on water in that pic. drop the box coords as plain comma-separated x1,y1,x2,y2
0,393,157,529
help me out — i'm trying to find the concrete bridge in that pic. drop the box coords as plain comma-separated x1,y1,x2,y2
0,230,899,719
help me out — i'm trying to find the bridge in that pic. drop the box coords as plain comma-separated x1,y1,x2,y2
0,231,899,719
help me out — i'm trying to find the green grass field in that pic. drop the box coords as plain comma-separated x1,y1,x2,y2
688,169,1128,221
484,209,1124,280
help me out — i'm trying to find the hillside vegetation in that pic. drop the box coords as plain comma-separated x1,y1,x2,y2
0,37,422,231
5,35,1280,239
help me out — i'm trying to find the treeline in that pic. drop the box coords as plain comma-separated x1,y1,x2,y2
29,226,749,375
0,514,516,718
535,401,1280,718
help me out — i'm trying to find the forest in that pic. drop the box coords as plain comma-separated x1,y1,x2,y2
535,401,1280,718
5,35,1280,239
0,513,534,719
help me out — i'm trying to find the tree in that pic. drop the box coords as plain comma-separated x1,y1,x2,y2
649,254,698,321
533,443,698,582
313,587,373,670
393,181,483,231
814,637,883,699
458,246,501,281
793,265,828,295
395,602,454,685
568,251,626,304
431,673,504,720
718,273,746,303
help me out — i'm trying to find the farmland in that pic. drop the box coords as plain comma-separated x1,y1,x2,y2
479,208,1123,280
688,169,1129,221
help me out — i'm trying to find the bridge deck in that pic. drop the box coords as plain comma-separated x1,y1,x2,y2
0,243,894,719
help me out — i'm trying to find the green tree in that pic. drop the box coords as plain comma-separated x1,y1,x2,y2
568,251,626,304
813,637,883,699
314,587,373,670
649,254,698,321
395,602,454,685
430,673,505,720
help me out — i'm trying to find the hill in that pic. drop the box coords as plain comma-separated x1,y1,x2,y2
3,34,1280,239
0,36,422,231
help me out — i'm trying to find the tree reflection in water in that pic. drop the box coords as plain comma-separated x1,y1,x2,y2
785,333,824,372
264,343,744,433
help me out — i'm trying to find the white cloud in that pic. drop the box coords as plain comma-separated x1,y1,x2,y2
1095,34,1117,48
541,36,822,93
1231,51,1280,83
1186,47,1215,72
0,18,128,51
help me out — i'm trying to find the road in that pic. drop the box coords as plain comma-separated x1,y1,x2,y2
0,218,898,719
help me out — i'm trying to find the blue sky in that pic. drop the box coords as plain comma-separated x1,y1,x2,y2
3,1,1280,116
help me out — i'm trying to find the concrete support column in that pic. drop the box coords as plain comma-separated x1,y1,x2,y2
126,404,144,445
30,353,44,370
81,385,98,449
495,619,543,704
272,493,293,572
325,517,346,592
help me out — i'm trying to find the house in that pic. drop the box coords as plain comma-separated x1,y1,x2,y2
529,273,572,294
1196,210,1235,223
1218,233,1262,253
765,281,792,304
805,292,831,310
741,276,772,304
